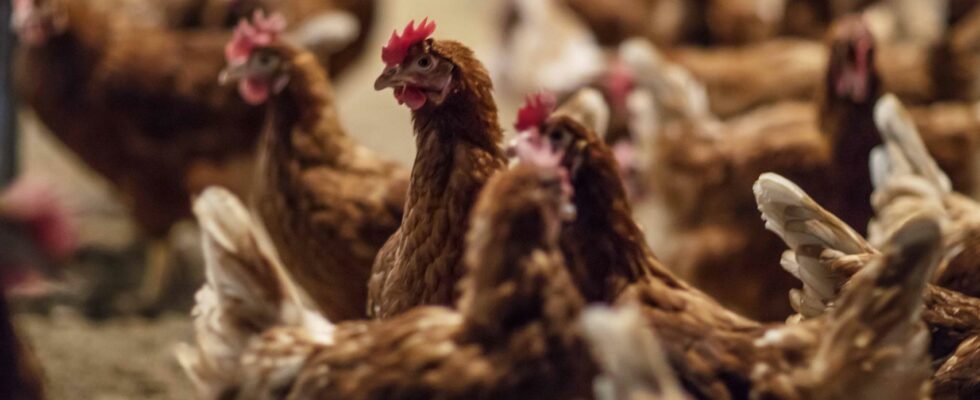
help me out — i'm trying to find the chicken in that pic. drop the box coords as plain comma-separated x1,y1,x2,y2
627,17,977,319
752,92,980,391
199,0,376,78
615,33,834,319
217,12,406,321
0,177,77,400
12,0,359,308
666,6,980,118
754,172,980,397
666,37,827,118
818,16,884,232
179,157,594,399
525,88,938,399
369,20,507,318
867,94,980,298
747,214,936,400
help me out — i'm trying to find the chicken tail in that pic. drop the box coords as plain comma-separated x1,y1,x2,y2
176,186,332,399
800,214,938,400
872,93,951,192
555,88,610,139
618,38,715,126
869,93,950,243
580,305,689,400
285,11,361,54
753,173,876,318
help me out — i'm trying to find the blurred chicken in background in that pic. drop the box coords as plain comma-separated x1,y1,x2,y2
10,0,368,314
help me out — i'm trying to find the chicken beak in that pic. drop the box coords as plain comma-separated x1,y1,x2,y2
374,65,408,91
218,63,249,86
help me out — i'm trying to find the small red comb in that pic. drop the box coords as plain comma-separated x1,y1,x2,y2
225,10,287,65
381,18,437,66
514,92,557,133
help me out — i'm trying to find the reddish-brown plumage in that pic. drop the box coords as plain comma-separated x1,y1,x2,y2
184,166,594,400
15,0,262,239
368,35,507,318
233,24,407,320
539,95,954,399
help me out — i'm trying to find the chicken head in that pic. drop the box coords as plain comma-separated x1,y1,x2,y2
828,15,879,103
373,19,456,110
218,10,291,105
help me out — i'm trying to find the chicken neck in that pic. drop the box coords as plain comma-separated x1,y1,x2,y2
459,177,584,347
819,86,881,235
387,61,506,311
251,50,372,320
454,167,594,398
562,146,689,303
264,51,358,167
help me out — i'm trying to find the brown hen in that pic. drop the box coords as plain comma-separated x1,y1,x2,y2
528,88,937,400
199,0,376,78
369,20,507,318
668,8,980,118
217,12,407,321
179,160,593,399
755,171,980,398
12,0,271,307
632,17,977,319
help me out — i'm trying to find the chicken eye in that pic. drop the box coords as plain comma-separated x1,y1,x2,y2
416,56,433,70
549,130,568,146
257,53,274,66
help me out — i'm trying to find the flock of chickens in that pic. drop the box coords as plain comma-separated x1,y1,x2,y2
4,0,980,399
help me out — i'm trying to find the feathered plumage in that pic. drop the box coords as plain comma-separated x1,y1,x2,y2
180,160,596,399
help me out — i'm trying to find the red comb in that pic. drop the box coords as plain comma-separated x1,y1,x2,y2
514,92,557,132
381,18,437,66
225,10,287,65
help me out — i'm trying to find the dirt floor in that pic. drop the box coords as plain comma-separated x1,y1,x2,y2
17,311,193,400
11,0,530,398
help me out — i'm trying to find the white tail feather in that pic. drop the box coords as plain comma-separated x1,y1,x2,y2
618,38,713,123
555,88,610,139
873,94,951,192
870,94,950,245
801,215,937,400
580,305,688,400
177,187,332,399
285,11,360,54
754,173,876,318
